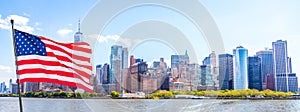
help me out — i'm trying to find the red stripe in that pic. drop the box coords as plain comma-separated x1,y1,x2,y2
76,83,93,93
47,52,92,70
41,37,91,54
18,68,91,85
17,59,91,79
45,44,90,63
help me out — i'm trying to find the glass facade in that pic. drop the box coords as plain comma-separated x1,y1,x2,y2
248,56,262,90
218,54,233,90
272,40,289,91
233,46,248,90
256,50,273,84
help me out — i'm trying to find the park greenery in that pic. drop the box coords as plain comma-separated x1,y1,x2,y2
110,91,120,98
148,89,297,99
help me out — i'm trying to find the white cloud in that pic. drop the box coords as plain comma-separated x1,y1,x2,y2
23,12,31,17
35,22,41,26
56,29,73,37
0,14,34,33
0,65,12,73
86,34,142,48
88,34,120,43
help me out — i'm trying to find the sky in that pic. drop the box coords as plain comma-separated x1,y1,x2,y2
1,0,300,87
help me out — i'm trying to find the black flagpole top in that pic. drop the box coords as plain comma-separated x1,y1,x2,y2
10,19,14,25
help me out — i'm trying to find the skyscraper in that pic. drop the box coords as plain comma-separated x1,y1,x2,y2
122,48,128,69
272,40,289,92
96,65,103,85
256,49,273,90
202,52,219,89
233,46,248,90
218,54,234,90
102,63,111,84
110,45,123,84
110,45,128,92
74,20,83,43
248,56,262,90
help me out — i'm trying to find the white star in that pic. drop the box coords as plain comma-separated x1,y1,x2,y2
24,45,27,47
25,51,27,54
33,48,35,50
30,51,32,53
30,45,33,47
27,48,29,50
22,49,25,51
21,42,24,44
19,39,21,41
36,52,38,54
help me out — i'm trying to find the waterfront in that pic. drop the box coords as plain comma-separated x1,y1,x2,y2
0,97,300,112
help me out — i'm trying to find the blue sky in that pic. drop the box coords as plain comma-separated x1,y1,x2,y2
1,0,300,87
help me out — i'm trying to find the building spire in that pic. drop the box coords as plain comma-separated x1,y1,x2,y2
185,50,188,57
78,19,80,32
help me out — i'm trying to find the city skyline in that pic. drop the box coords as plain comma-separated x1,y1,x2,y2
1,1,300,88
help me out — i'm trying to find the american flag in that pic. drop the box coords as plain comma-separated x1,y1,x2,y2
14,29,93,92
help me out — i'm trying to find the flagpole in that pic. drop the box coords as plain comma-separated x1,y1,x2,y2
10,19,23,112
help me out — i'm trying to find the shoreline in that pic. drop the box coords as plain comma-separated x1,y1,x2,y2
1,96,300,100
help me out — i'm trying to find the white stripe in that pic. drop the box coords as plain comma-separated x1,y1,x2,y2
17,62,90,83
19,73,93,90
42,39,92,58
46,47,90,65
77,45,90,49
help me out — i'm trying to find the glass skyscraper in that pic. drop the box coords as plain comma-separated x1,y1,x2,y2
233,46,248,90
272,40,289,92
248,56,262,91
218,54,233,90
256,49,273,90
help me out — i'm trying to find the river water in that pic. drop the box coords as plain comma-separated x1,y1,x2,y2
0,97,299,112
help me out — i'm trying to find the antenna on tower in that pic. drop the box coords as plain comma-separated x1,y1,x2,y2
78,19,80,32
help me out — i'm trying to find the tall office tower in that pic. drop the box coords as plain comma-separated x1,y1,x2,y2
96,65,103,85
233,46,248,90
110,45,128,92
202,51,219,89
74,20,83,43
122,48,128,69
248,56,262,90
9,79,12,93
218,54,234,90
272,40,289,92
110,45,123,84
256,49,273,90
102,63,111,84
